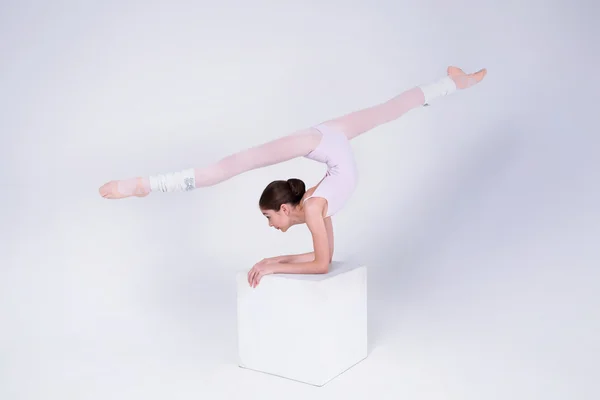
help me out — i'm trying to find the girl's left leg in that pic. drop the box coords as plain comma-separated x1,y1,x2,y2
321,66,486,140
99,128,323,199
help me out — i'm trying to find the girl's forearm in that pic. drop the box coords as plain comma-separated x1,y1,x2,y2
277,252,315,264
272,260,328,275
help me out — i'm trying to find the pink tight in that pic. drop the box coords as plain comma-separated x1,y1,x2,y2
117,86,427,195
323,86,425,140
192,86,425,186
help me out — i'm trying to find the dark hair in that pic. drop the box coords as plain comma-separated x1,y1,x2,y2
259,178,306,211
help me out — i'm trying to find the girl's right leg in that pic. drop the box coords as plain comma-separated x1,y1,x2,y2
99,128,323,199
321,66,487,140
321,86,426,140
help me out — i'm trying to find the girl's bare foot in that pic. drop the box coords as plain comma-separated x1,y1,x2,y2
99,177,149,199
447,66,487,89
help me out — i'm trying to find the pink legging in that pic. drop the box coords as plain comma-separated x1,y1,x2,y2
118,86,427,195
187,86,426,188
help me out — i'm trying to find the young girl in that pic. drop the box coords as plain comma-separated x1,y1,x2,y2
99,66,487,287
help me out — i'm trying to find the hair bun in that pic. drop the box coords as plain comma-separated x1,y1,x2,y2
287,178,306,199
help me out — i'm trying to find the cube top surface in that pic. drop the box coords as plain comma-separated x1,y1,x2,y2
237,260,366,282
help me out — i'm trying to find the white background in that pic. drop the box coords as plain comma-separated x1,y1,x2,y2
1,0,598,399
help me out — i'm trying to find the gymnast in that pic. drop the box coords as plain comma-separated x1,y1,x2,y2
99,66,487,287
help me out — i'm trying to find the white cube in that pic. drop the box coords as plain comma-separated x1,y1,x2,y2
236,261,368,386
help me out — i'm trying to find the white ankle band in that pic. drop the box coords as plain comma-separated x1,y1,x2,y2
149,168,196,192
418,76,457,105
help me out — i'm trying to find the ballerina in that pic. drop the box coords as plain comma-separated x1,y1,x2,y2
99,66,487,287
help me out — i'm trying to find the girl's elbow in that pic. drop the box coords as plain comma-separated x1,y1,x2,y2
317,261,330,274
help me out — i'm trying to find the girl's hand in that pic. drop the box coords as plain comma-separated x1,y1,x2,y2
248,258,278,288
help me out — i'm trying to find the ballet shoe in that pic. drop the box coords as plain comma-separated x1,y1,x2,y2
447,66,487,89
99,177,149,199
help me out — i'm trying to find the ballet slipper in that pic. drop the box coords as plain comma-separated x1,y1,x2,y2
99,177,149,199
447,66,487,89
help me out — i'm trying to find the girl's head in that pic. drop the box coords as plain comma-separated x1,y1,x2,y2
258,178,306,232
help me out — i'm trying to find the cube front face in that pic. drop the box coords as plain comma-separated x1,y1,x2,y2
236,265,368,386
316,267,368,382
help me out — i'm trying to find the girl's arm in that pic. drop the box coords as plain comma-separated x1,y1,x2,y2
248,199,333,287
271,198,331,275
276,217,334,264
277,252,315,264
